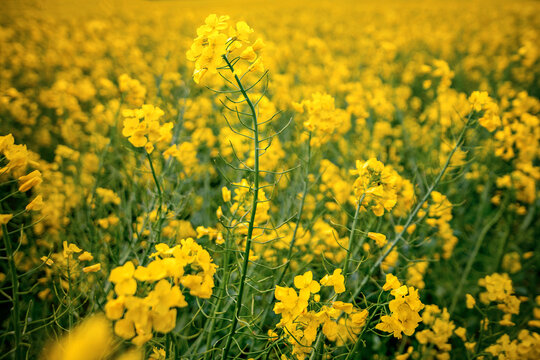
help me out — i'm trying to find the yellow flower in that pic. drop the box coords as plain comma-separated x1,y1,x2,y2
83,263,101,273
114,318,135,340
41,256,53,266
105,297,125,320
332,301,353,314
454,327,467,341
464,342,476,352
222,186,231,202
368,232,387,247
376,314,403,338
267,330,279,341
273,285,309,319
96,188,121,205
216,206,223,219
293,271,321,296
378,286,424,339
295,92,349,147
149,347,166,360
78,251,93,261
0,214,13,226
109,261,137,296
396,346,414,360
499,313,515,326
18,170,42,192
320,269,345,294
468,91,500,132
383,273,401,291
63,241,82,258
25,195,44,211
465,293,476,309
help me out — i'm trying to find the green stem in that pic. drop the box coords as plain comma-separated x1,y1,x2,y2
0,191,18,203
66,254,73,330
343,193,365,279
166,333,172,358
2,224,22,360
220,54,261,360
142,152,164,263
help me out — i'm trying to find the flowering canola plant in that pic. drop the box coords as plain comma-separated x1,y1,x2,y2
0,1,538,360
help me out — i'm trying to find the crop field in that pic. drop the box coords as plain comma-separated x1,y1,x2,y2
0,0,539,359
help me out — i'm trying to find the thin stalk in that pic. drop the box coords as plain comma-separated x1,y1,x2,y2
66,255,73,330
343,193,365,279
221,54,261,360
350,115,473,301
2,224,22,360
0,191,18,203
141,152,164,262
350,217,375,263
166,333,172,358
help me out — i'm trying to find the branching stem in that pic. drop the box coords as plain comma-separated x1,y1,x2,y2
221,54,261,360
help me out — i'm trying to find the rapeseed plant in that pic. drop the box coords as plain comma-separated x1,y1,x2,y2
0,1,538,359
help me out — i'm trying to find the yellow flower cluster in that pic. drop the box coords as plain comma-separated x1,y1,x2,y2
62,241,101,273
416,305,456,359
95,187,121,206
477,273,521,316
469,91,501,132
529,296,540,328
186,14,265,83
486,90,539,212
273,270,368,359
105,239,217,346
132,210,197,244
352,158,399,216
502,252,522,274
36,241,101,300
376,274,425,339
122,104,173,154
292,92,349,147
1,134,39,180
419,191,458,259
485,330,540,360
406,259,429,289
119,74,146,107
495,164,538,208
0,134,44,235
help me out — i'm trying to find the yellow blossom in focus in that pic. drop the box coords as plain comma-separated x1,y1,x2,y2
25,194,44,211
368,232,387,247
320,269,345,294
18,170,42,192
83,263,101,273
